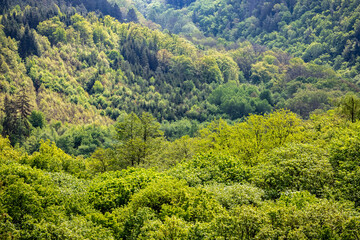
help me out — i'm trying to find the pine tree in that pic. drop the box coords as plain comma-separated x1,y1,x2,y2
19,25,39,58
127,8,138,23
1,90,33,145
16,89,33,137
1,95,17,143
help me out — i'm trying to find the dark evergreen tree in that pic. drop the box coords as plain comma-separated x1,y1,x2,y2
19,25,39,59
2,90,33,145
15,89,33,143
0,0,10,14
127,8,138,23
1,95,17,144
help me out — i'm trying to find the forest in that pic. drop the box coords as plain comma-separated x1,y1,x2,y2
0,0,360,238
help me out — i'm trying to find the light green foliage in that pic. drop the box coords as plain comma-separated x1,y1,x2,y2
129,177,222,222
339,94,360,123
169,152,250,186
92,80,104,94
204,183,264,209
88,168,163,213
0,162,113,238
26,140,86,176
115,112,163,166
138,216,190,240
252,143,334,199
197,55,224,84
0,135,22,163
194,109,302,164
329,123,360,206
37,16,66,44
89,177,131,213
210,191,360,239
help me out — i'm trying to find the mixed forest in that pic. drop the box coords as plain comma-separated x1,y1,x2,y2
0,0,360,238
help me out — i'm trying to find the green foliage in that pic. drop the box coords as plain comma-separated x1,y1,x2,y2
161,118,199,140
55,124,115,158
329,124,360,206
29,110,46,128
252,143,334,199
0,162,113,238
208,82,272,119
2,90,33,145
1,1,360,238
25,140,86,176
210,191,360,239
204,183,264,209
339,94,360,123
169,152,250,186
0,135,22,164
115,112,163,166
129,177,222,222
92,80,104,94
88,168,163,213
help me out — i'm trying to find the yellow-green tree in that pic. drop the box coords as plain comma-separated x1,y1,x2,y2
115,112,163,166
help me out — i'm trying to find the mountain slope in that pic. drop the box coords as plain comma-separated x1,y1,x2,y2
119,0,360,76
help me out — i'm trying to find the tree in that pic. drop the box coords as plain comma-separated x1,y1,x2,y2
1,95,17,143
18,25,39,58
116,112,163,166
116,112,142,166
92,80,104,94
1,90,33,145
29,110,46,128
87,148,117,173
127,8,138,23
15,89,33,140
340,94,360,123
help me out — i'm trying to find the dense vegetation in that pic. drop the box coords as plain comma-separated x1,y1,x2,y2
125,0,360,72
1,0,360,238
1,109,360,238
0,0,358,146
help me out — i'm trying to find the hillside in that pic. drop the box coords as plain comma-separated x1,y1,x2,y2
0,0,360,238
0,0,358,128
121,0,360,72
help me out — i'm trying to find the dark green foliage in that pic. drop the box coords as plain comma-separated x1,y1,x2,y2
1,91,33,145
15,89,32,137
127,8,138,22
1,95,17,143
166,0,196,8
55,124,115,158
29,110,46,128
208,83,272,119
19,25,39,58
161,118,199,140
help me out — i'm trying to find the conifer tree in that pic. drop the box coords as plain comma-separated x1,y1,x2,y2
127,8,138,23
1,95,17,143
1,90,33,145
15,89,33,138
